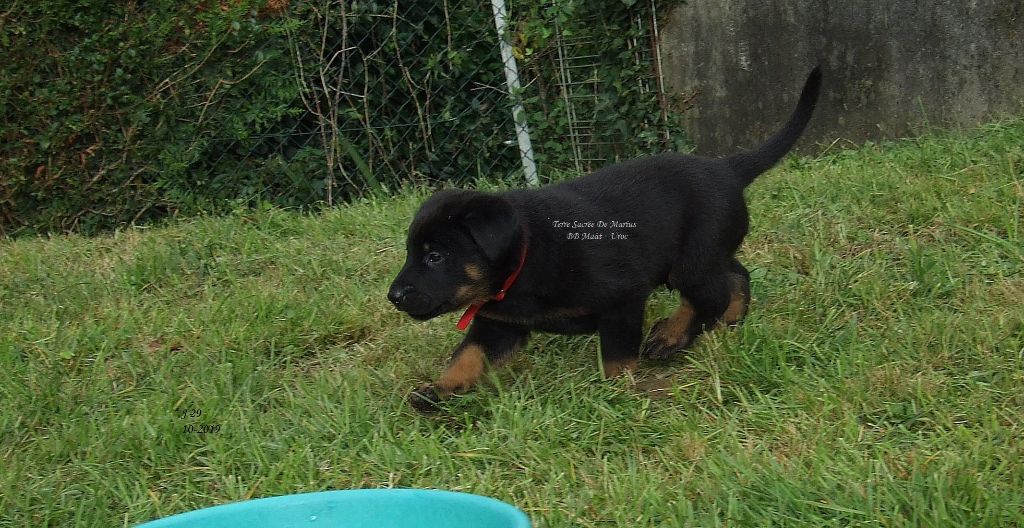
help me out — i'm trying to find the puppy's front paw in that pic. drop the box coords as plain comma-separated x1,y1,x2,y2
408,383,443,413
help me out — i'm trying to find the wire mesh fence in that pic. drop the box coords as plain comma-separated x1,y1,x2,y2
1,0,682,234
552,2,670,172
197,1,523,206
192,0,677,204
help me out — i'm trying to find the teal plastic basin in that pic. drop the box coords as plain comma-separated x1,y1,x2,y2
136,489,531,528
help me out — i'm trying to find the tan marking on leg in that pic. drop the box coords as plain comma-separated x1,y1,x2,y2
464,264,483,280
723,290,747,324
643,298,696,358
722,273,748,325
435,344,487,394
656,298,696,343
602,357,638,378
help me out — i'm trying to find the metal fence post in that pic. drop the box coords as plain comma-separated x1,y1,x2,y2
491,0,539,186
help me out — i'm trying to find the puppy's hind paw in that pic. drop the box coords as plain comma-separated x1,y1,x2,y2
641,319,691,360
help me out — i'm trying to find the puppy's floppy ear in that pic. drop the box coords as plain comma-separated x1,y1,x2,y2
461,196,519,263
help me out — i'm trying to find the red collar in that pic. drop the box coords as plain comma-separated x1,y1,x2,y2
456,244,528,331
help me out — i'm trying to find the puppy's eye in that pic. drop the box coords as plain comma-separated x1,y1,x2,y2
424,251,444,265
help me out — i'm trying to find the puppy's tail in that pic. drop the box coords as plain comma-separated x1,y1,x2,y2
726,66,822,186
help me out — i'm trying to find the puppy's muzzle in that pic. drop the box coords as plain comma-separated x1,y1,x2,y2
388,283,415,306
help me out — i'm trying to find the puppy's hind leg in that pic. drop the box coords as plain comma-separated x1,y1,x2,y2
723,258,751,326
680,270,733,339
641,296,697,360
644,257,736,359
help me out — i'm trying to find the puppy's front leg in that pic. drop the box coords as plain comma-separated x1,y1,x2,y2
598,300,646,377
410,318,529,413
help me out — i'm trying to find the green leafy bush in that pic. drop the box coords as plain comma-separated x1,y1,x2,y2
1,0,297,234
0,0,684,236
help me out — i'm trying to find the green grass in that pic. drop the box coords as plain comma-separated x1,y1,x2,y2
2,119,1023,527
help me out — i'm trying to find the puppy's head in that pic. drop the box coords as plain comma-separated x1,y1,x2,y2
388,190,521,320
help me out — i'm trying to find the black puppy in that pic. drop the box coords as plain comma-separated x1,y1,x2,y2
389,67,822,412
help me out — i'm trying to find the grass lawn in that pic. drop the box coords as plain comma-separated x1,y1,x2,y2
2,120,1023,527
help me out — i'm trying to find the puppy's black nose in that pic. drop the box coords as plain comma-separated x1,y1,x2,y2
388,284,414,306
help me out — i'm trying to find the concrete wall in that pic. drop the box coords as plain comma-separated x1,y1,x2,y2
658,1,1024,155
